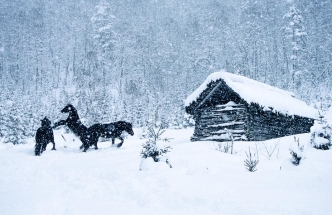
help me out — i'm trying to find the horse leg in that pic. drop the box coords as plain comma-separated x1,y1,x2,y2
79,136,87,150
112,138,115,145
52,120,67,129
41,143,47,152
117,137,124,148
50,131,56,150
81,138,90,152
35,143,41,156
51,141,56,150
83,142,90,152
94,140,98,150
82,145,89,152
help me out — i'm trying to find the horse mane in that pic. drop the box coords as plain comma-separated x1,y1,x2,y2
65,104,80,121
65,104,77,113
117,121,132,126
57,104,88,134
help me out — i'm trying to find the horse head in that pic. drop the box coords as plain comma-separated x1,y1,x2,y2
124,122,134,136
41,117,51,127
61,104,76,114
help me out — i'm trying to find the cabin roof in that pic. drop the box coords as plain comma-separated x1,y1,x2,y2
185,70,317,118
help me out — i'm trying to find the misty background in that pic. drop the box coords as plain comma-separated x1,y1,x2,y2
0,0,331,143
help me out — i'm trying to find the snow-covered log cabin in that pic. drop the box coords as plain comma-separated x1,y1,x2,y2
185,71,317,142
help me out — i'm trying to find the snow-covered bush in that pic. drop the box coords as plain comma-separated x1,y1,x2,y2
3,114,27,145
310,115,331,150
244,147,259,172
140,140,172,167
289,137,304,166
139,121,172,170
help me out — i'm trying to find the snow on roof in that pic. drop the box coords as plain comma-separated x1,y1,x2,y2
185,70,318,118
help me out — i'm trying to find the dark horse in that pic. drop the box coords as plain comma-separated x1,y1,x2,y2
53,104,134,152
35,117,56,156
87,121,134,149
53,104,90,150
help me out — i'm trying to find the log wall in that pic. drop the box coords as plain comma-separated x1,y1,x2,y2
192,102,249,142
191,102,314,142
246,103,314,141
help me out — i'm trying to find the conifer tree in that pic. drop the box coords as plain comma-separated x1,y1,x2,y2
283,6,308,92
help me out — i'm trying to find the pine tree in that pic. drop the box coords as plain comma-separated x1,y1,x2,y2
283,6,308,92
0,103,7,139
310,113,331,150
4,106,27,145
91,0,116,71
139,111,172,170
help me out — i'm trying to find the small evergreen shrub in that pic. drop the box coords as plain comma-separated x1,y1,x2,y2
310,114,331,150
244,147,259,172
139,119,172,170
289,137,304,166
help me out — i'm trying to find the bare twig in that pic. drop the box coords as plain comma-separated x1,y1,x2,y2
214,142,232,153
61,134,67,148
61,134,66,142
259,139,280,160
255,143,260,160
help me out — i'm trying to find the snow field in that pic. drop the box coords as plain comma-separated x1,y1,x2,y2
1,128,332,215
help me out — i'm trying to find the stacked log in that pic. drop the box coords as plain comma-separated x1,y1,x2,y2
192,101,248,142
246,106,314,141
191,100,314,142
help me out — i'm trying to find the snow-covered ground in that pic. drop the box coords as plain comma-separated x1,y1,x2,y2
1,128,332,215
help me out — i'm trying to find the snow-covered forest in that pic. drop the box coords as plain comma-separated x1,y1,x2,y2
2,1,332,214
1,0,332,142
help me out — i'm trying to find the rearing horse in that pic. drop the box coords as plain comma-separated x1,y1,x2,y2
53,104,91,152
54,104,134,152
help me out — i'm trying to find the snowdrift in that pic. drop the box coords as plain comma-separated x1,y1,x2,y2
0,128,332,215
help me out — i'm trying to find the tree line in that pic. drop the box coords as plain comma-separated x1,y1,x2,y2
0,0,331,143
